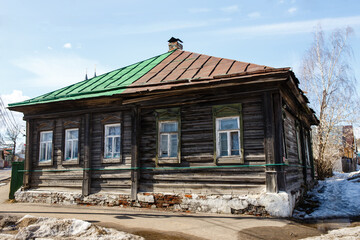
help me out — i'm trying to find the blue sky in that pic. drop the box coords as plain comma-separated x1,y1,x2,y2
0,0,360,121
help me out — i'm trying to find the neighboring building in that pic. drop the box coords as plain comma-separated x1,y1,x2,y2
9,38,318,216
0,149,4,168
341,125,357,172
0,148,13,168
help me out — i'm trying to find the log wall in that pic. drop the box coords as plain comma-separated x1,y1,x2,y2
25,83,315,196
30,117,85,191
139,94,266,195
283,110,305,193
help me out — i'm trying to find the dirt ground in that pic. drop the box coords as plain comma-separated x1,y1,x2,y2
0,180,330,240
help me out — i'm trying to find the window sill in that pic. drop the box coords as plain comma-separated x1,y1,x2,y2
38,160,53,166
216,156,244,165
62,159,79,165
158,157,180,165
102,158,122,164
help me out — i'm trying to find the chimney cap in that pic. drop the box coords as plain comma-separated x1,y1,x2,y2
168,37,183,43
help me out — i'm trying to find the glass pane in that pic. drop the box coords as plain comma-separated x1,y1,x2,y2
67,129,78,139
106,137,113,158
115,137,120,154
113,153,120,158
219,118,238,130
231,131,240,155
46,143,52,160
160,134,168,157
73,140,78,159
161,122,178,132
39,143,46,161
108,125,120,136
41,132,52,142
65,141,72,160
220,132,228,156
170,134,178,157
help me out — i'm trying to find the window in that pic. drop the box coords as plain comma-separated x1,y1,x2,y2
213,103,243,164
39,131,53,162
155,107,181,164
216,117,240,157
64,129,79,160
159,121,178,157
104,124,121,159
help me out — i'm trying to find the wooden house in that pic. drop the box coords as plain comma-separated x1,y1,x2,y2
9,38,318,216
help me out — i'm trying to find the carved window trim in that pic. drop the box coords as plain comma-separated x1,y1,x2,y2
213,103,244,165
36,121,55,167
61,120,81,166
155,108,181,165
100,113,123,164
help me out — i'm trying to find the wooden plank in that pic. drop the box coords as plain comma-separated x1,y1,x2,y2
131,106,140,200
82,113,91,196
263,92,277,193
273,93,286,191
24,120,32,189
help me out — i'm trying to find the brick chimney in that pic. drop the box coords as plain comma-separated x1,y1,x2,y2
168,37,183,51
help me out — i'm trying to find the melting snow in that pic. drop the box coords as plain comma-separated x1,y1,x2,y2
0,215,143,240
301,226,360,239
294,168,360,219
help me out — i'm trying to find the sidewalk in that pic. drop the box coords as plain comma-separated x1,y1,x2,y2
0,183,323,240
0,168,11,182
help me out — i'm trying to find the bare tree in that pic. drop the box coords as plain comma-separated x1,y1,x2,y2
300,26,358,179
5,125,23,162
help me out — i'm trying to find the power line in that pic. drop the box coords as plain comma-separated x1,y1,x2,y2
0,97,16,129
0,96,16,133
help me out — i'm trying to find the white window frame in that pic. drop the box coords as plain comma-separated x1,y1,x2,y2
158,120,179,158
216,116,241,157
104,123,121,159
39,131,53,162
64,128,79,161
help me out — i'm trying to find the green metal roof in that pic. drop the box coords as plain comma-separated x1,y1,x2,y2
9,51,173,107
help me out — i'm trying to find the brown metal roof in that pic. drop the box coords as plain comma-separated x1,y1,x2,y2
123,49,276,94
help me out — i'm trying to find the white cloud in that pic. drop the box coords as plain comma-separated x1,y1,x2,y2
0,90,29,144
47,46,53,50
2,90,29,106
288,7,297,14
213,15,360,37
188,8,211,14
248,12,261,19
63,43,72,49
221,5,239,13
12,54,111,89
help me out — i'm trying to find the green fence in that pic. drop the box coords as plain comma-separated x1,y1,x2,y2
9,161,24,199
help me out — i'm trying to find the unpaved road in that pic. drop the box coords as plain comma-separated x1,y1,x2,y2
0,182,324,240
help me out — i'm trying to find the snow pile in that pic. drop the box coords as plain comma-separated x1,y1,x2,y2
301,226,360,239
294,169,360,219
4,215,143,240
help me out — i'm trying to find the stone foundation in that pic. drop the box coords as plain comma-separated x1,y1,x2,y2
15,189,298,217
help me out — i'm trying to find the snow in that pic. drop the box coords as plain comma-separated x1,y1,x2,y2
5,215,144,240
301,226,360,240
294,167,360,219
